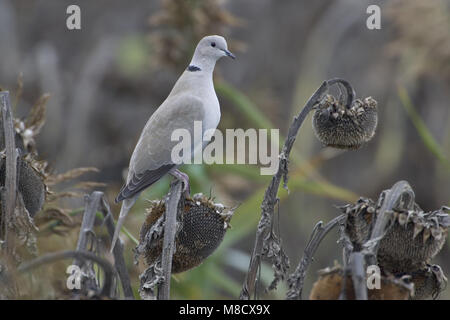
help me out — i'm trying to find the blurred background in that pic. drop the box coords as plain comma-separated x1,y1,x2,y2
0,0,449,299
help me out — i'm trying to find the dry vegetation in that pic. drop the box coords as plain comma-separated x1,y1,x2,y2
0,0,449,300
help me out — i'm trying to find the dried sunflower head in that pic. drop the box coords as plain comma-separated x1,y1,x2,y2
313,95,378,149
341,196,449,274
136,193,234,273
309,265,413,300
378,207,449,274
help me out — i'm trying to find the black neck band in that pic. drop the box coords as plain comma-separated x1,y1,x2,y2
187,65,201,72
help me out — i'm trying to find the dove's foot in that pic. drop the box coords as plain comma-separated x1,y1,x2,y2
170,169,191,198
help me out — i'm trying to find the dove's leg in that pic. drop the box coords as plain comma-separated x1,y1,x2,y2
170,169,190,197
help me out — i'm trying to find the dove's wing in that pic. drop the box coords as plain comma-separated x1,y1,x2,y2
115,94,205,202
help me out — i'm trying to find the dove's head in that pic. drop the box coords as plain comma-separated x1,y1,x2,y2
190,35,235,71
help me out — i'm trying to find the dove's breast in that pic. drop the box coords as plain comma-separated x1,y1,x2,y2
202,90,221,132
171,70,221,134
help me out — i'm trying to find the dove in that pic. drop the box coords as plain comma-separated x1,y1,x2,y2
111,35,235,252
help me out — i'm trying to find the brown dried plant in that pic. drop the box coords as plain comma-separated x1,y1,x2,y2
1,76,105,257
387,0,450,79
148,0,244,69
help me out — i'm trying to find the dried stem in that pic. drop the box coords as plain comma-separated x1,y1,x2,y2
157,179,183,300
73,192,100,292
240,79,355,300
75,193,98,260
18,250,115,298
239,81,328,299
0,91,18,255
286,214,345,300
99,194,134,299
327,78,355,109
349,252,367,300
337,215,353,300
75,191,133,299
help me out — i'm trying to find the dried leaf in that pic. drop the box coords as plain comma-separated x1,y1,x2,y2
413,223,424,239
393,211,399,220
46,167,99,185
423,228,431,243
398,213,408,226
73,181,107,190
25,93,49,134
41,207,74,226
46,191,84,202
262,231,290,292
13,72,23,109
431,227,442,240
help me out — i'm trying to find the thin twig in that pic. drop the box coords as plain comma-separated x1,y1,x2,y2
0,91,18,255
157,179,182,300
286,214,346,300
18,250,115,298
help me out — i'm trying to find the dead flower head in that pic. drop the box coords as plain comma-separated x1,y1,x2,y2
136,193,235,273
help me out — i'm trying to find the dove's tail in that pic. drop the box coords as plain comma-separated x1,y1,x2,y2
110,197,137,253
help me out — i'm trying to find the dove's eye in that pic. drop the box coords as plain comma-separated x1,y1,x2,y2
211,42,216,47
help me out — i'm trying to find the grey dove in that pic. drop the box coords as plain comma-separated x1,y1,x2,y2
111,35,235,251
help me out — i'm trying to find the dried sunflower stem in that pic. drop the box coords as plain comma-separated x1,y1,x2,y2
342,180,415,300
240,79,356,300
99,193,134,299
75,193,99,261
349,252,367,300
338,216,353,300
76,191,133,299
0,91,18,256
327,78,355,109
74,192,100,293
286,214,346,300
157,179,183,300
18,250,115,297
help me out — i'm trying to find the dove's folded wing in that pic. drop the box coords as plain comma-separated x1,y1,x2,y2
115,94,205,202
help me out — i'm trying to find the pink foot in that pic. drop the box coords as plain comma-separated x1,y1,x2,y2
170,169,190,197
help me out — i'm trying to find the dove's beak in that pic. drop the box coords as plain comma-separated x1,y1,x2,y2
223,49,236,59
